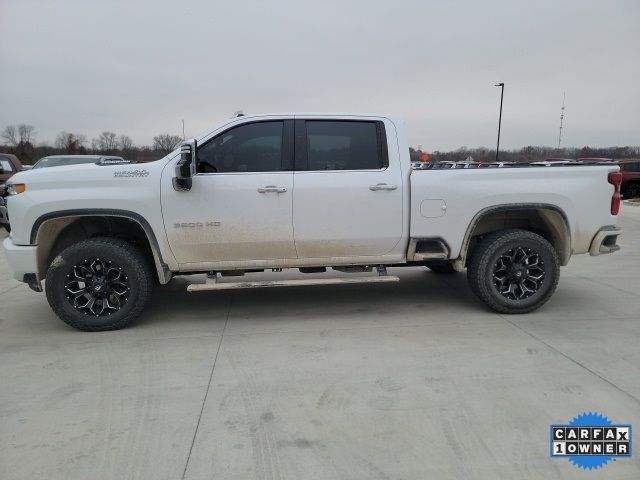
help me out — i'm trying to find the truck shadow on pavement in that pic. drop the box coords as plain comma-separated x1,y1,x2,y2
136,268,497,331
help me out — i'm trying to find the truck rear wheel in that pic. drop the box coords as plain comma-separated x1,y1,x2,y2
467,229,559,314
45,237,153,331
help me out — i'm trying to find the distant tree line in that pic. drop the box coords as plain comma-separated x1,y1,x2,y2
2,123,638,165
0,124,183,164
410,145,640,163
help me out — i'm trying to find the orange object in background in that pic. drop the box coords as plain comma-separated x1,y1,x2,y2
420,153,430,162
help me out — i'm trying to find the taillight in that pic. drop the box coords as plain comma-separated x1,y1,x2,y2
608,172,622,215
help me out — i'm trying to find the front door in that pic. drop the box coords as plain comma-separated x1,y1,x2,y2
161,119,297,266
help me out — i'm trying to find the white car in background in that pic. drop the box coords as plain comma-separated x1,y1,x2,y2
31,155,126,169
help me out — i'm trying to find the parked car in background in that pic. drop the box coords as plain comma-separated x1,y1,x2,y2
577,158,640,198
616,160,640,198
479,162,516,168
577,157,613,163
0,195,9,232
531,160,577,167
31,155,126,169
1,153,23,197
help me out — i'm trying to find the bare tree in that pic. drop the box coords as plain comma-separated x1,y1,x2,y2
55,132,87,153
118,134,134,151
153,134,182,153
2,124,36,161
2,124,36,146
1,125,18,146
92,131,119,153
17,124,36,144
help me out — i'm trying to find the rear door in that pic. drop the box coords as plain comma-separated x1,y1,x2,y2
292,118,403,259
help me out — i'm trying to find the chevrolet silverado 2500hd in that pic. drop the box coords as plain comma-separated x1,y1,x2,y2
3,114,622,331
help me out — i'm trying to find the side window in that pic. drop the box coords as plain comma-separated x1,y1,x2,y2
305,121,386,171
0,159,14,172
624,162,640,172
197,121,283,173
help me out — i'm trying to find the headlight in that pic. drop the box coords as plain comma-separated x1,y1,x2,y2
6,183,26,195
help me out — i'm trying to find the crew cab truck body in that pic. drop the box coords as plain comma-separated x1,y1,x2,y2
3,114,622,331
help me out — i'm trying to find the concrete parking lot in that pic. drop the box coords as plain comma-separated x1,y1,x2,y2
1,206,639,480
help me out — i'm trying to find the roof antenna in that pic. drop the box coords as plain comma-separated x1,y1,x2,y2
557,92,566,149
232,110,244,118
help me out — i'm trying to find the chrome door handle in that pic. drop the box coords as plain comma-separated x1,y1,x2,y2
369,183,398,191
258,185,287,193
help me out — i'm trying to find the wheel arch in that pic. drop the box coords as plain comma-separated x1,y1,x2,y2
31,209,172,284
454,203,572,269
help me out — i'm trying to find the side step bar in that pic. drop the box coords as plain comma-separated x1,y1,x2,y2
187,275,400,292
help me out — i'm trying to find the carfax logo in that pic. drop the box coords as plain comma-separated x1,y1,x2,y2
550,412,632,470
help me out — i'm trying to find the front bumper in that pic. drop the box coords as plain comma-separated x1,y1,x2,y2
3,237,38,283
589,226,621,256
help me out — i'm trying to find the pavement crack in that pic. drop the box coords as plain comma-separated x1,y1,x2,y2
181,292,235,480
500,315,640,406
435,270,640,406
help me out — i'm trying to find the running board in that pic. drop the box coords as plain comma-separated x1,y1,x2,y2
187,275,400,292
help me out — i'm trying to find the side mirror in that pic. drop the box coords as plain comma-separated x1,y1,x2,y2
173,139,197,191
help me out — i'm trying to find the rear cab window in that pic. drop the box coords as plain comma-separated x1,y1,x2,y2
296,120,388,171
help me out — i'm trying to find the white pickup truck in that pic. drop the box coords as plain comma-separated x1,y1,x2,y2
3,113,622,331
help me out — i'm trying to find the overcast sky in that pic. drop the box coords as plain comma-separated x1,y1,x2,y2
1,0,638,150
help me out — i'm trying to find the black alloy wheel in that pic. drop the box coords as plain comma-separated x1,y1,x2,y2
64,258,131,317
492,246,545,300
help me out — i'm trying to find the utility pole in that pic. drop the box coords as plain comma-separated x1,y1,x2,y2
557,92,565,149
495,83,505,162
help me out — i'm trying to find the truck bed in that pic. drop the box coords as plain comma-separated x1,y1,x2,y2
409,164,619,261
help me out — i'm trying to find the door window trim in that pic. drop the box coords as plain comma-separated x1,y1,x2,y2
294,119,389,172
195,119,294,175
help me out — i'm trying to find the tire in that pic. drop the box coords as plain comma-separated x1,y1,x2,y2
45,237,153,331
426,262,457,274
467,229,559,314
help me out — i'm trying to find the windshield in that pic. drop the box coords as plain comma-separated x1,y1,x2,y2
32,157,100,169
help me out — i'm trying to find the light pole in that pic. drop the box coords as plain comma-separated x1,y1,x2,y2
495,83,504,162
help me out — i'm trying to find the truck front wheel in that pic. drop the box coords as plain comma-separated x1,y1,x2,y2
467,229,559,314
45,237,153,331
